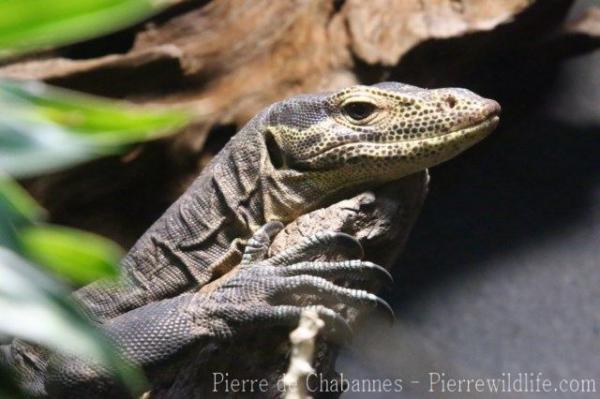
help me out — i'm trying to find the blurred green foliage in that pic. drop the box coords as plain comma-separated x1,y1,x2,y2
0,173,44,221
20,225,122,285
0,79,189,177
0,174,43,250
0,0,190,396
0,248,145,393
0,174,124,286
0,0,170,57
0,178,147,395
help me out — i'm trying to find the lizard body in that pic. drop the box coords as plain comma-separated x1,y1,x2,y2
77,82,499,320
3,82,500,397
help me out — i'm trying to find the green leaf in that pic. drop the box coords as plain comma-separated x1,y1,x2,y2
0,0,171,56
0,248,147,395
0,175,44,252
18,224,122,285
0,79,190,178
0,173,45,222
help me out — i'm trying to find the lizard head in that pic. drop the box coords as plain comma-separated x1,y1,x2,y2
264,82,500,193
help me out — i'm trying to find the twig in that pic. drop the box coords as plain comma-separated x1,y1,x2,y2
283,309,324,399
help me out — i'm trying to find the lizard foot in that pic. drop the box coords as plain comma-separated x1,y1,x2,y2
44,227,394,397
243,222,364,266
197,226,395,344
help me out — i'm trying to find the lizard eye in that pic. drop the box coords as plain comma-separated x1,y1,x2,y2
342,101,377,121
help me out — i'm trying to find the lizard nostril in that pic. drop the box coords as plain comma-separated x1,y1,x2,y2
444,95,457,109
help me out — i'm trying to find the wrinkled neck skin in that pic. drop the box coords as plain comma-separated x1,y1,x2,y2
251,113,334,224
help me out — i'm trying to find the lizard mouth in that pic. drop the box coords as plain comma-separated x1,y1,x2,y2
441,114,500,141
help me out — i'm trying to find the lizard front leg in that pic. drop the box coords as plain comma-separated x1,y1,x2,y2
45,224,392,398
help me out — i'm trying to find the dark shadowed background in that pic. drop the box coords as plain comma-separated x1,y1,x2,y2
341,1,600,398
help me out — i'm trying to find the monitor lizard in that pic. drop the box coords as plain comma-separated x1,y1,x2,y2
2,82,500,397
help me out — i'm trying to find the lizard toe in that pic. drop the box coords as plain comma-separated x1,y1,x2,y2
266,231,364,266
241,221,285,264
282,260,393,288
271,275,395,324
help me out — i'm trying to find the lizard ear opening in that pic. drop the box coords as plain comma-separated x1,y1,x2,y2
265,130,286,169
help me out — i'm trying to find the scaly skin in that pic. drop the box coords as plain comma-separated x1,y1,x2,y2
2,82,500,397
76,82,499,320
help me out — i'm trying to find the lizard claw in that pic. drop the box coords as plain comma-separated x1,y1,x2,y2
215,229,391,347
283,260,393,288
374,296,396,326
269,275,394,325
266,231,364,266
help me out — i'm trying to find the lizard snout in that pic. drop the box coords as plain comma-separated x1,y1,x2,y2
483,98,501,119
